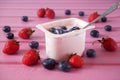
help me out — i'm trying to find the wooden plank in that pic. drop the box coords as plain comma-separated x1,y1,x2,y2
0,42,120,64
0,3,114,9
0,0,117,4
0,0,120,80
0,16,120,27
0,9,120,17
0,64,120,80
0,27,120,42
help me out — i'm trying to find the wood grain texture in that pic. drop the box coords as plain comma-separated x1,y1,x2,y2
0,0,120,80
0,64,120,80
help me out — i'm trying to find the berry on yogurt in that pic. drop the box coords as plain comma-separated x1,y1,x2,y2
49,26,80,34
49,27,56,33
69,26,80,31
60,26,67,30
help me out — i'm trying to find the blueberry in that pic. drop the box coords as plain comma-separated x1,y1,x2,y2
49,27,56,33
42,58,56,70
69,26,80,31
6,33,14,39
22,16,28,22
3,26,11,32
54,29,64,34
104,25,112,31
86,49,96,58
65,9,71,15
58,61,71,72
29,41,39,49
101,17,107,22
78,11,85,16
62,30,69,33
60,26,67,30
90,30,99,37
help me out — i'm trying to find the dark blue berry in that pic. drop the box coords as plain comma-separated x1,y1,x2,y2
63,30,69,33
54,29,64,34
22,16,28,22
3,26,11,32
29,41,39,49
69,26,80,31
104,25,112,31
42,58,56,70
58,61,71,72
79,11,85,16
49,27,56,33
60,26,67,30
86,49,96,58
101,17,107,22
65,9,71,15
6,33,14,39
90,30,99,37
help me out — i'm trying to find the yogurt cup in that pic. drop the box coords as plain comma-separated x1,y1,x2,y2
36,18,95,61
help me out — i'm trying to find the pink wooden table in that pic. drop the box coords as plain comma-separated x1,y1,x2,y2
0,0,120,80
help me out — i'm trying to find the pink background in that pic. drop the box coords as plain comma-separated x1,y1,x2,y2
0,0,120,80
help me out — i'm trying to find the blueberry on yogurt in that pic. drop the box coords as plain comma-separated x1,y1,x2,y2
54,29,64,34
49,27,56,33
60,26,67,30
69,26,80,31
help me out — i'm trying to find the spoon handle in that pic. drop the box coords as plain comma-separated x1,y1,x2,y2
83,2,120,29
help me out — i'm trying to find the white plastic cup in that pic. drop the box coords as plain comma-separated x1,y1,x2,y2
36,18,95,62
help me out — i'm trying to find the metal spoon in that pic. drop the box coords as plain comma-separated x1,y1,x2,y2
83,2,120,29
